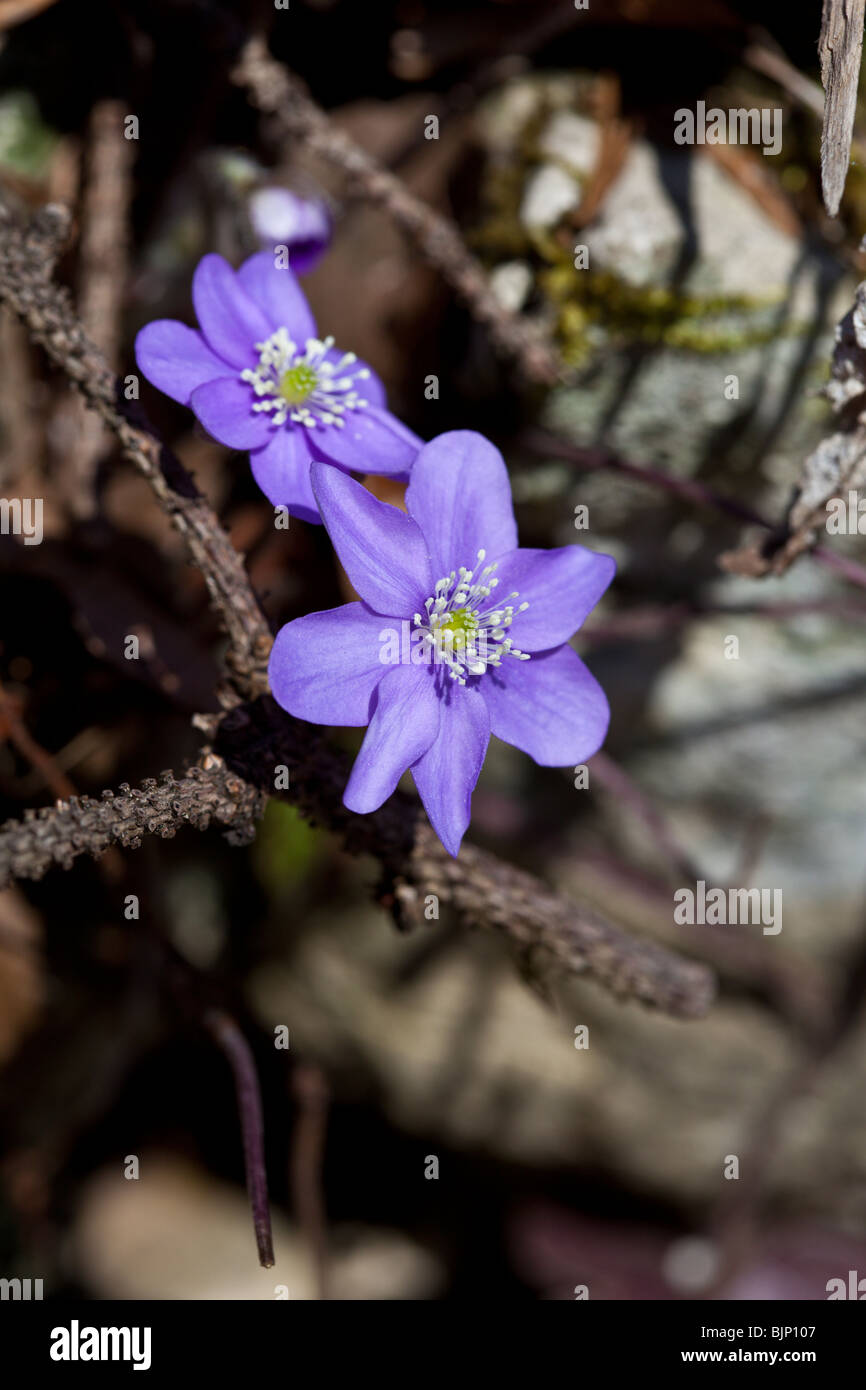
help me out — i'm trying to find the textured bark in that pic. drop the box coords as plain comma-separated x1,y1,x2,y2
0,763,265,885
0,205,272,706
721,278,866,580
819,0,866,216
215,698,716,1019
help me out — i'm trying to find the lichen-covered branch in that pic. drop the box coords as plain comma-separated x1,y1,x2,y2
0,724,713,1019
214,698,715,1019
0,764,265,886
721,279,866,581
232,36,562,387
0,204,272,704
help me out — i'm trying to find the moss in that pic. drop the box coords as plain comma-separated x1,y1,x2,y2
540,263,791,361
252,799,322,892
472,93,802,363
0,91,55,178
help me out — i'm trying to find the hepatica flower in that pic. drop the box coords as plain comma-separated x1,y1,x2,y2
135,253,420,523
248,187,332,274
269,431,615,855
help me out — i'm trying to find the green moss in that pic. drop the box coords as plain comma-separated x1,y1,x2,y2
252,799,322,892
539,262,790,360
0,92,55,178
473,118,798,362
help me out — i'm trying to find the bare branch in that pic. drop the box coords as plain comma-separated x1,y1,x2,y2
0,677,77,803
61,99,134,519
819,0,866,216
525,426,866,591
0,204,272,704
0,763,265,886
231,36,563,387
721,279,866,581
408,827,715,1018
215,698,715,1019
0,727,713,1020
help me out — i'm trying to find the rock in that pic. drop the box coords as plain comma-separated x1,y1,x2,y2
519,163,581,230
489,260,533,312
536,110,599,174
71,1154,443,1300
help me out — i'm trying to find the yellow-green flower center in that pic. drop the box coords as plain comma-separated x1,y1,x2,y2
413,551,531,686
438,608,477,648
279,362,319,404
242,329,372,429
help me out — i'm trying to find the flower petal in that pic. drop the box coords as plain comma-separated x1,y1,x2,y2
344,664,440,813
491,545,616,652
287,241,327,276
249,189,332,276
237,251,317,343
269,602,387,727
405,431,518,576
250,428,320,523
191,378,272,450
411,681,489,856
134,320,228,405
309,407,422,477
192,253,271,368
311,461,433,615
482,644,609,766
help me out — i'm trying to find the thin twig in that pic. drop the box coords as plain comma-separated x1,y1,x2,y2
290,1063,330,1299
231,36,562,386
526,428,866,592
590,750,701,883
720,279,866,583
0,678,77,802
204,1008,274,1269
525,428,774,528
60,99,134,519
744,36,826,117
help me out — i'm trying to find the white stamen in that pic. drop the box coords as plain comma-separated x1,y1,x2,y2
240,327,370,429
412,554,530,685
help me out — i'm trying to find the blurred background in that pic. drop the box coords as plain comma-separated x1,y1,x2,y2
1,0,866,1300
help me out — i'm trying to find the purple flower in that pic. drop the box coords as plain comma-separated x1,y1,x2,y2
248,188,332,275
269,431,615,856
135,252,421,524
